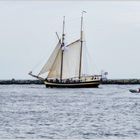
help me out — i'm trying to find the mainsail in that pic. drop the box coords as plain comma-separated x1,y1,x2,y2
62,39,81,79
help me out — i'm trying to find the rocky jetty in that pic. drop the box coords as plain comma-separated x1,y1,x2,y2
101,79,140,84
0,79,43,85
0,79,140,85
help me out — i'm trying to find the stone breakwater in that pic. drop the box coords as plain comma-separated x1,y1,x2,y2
101,79,140,84
0,79,140,85
0,79,43,85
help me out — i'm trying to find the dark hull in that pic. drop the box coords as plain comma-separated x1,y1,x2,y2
44,80,100,88
129,89,140,93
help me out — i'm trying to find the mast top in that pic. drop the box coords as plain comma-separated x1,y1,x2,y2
61,16,65,47
82,11,87,16
81,11,87,32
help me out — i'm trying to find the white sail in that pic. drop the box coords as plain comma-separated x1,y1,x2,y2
62,39,81,79
47,48,62,79
38,41,61,76
39,39,81,79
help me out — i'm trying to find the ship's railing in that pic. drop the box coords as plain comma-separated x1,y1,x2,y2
46,75,101,83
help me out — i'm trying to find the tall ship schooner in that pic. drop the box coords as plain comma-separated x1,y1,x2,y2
29,12,101,88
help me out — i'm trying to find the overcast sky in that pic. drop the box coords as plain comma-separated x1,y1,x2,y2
0,1,140,80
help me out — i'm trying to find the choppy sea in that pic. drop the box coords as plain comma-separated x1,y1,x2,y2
0,84,140,139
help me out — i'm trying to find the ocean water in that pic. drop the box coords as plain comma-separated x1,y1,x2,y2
0,84,140,139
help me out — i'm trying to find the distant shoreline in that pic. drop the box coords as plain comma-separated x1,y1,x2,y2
0,79,140,85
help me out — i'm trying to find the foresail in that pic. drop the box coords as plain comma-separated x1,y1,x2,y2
47,49,62,79
38,41,61,77
62,39,81,79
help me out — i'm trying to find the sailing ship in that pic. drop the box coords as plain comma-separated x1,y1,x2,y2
29,12,101,88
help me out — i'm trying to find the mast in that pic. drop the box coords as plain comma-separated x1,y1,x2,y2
60,16,65,80
79,11,86,79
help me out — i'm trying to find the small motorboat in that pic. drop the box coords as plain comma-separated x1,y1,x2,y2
129,89,140,93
